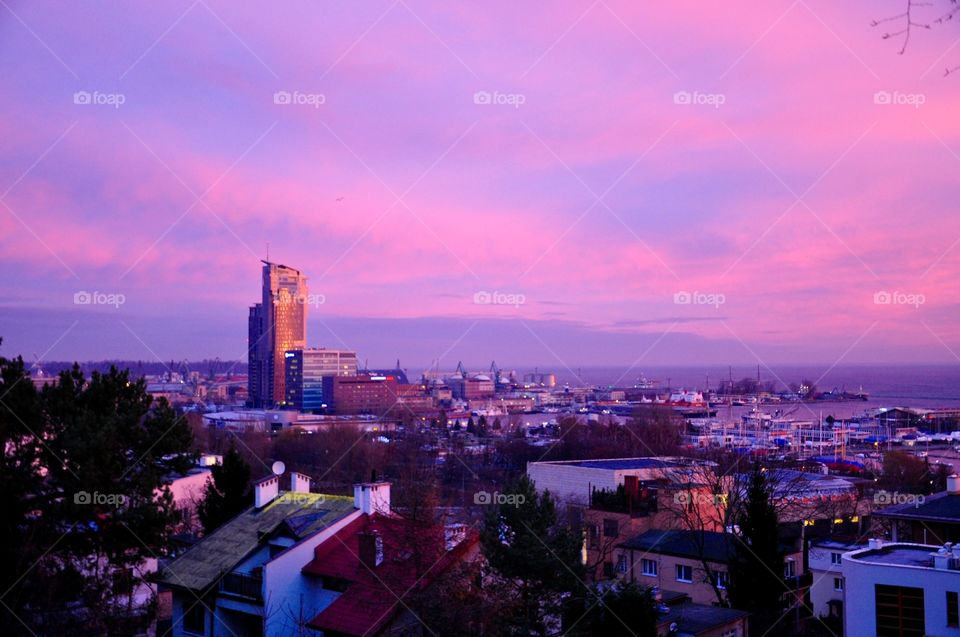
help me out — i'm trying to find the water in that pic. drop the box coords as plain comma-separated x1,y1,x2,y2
519,364,960,421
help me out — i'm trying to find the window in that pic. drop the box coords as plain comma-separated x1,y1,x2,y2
676,564,693,583
834,577,844,592
948,591,959,628
714,571,729,590
831,552,843,565
641,558,658,577
182,603,206,635
616,554,628,574
784,560,796,578
603,518,618,538
875,584,925,637
588,524,599,549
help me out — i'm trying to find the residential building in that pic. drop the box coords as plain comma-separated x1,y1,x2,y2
160,472,359,637
615,529,808,609
807,538,863,621
159,475,476,637
874,475,960,545
302,510,480,636
283,348,358,412
654,593,749,637
843,539,960,637
526,457,716,508
248,261,308,407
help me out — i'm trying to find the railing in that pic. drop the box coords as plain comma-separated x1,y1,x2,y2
220,572,263,601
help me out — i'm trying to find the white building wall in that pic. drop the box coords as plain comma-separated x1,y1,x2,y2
843,545,960,637
262,508,363,637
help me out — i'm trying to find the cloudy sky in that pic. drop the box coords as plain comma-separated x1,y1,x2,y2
1,0,959,369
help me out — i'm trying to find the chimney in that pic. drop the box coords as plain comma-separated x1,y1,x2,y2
358,531,384,568
947,475,960,495
868,538,884,550
255,475,280,508
354,481,391,515
933,545,953,570
291,471,311,494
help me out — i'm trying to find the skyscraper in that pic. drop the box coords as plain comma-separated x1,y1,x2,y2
248,260,308,407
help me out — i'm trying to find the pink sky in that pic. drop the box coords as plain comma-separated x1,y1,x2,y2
1,0,960,368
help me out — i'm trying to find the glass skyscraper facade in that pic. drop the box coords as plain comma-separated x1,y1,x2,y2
248,261,308,407
284,348,359,411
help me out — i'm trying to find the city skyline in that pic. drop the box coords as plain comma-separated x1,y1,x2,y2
2,1,960,367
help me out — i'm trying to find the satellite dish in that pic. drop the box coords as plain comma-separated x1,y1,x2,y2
272,461,286,476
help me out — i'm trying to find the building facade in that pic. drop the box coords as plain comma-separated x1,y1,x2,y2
284,348,358,411
248,261,308,407
843,539,960,637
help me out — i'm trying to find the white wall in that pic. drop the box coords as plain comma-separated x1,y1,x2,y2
844,545,960,637
262,508,363,637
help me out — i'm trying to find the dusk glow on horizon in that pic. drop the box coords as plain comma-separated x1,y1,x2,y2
2,0,960,367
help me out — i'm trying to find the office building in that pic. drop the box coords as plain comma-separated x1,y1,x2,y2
284,348,358,411
248,261,308,407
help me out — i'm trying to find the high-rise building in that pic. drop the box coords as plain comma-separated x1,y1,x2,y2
247,303,264,406
248,260,308,407
284,348,359,412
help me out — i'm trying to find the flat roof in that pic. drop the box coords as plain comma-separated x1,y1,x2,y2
850,544,938,568
536,457,705,470
874,492,960,523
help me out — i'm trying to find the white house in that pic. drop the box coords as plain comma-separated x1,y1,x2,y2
159,472,375,637
843,539,960,637
807,538,862,621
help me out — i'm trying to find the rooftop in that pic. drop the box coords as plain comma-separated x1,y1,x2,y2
158,492,355,592
537,457,708,471
849,543,942,569
620,529,735,563
304,513,478,637
658,602,750,635
873,491,960,523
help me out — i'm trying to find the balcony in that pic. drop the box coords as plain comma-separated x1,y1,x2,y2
220,571,263,602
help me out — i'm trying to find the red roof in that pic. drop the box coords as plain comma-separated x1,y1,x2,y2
303,513,477,637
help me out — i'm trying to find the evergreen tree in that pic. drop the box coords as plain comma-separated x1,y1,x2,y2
728,464,784,631
567,582,658,637
198,445,252,533
481,474,584,636
0,350,195,636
